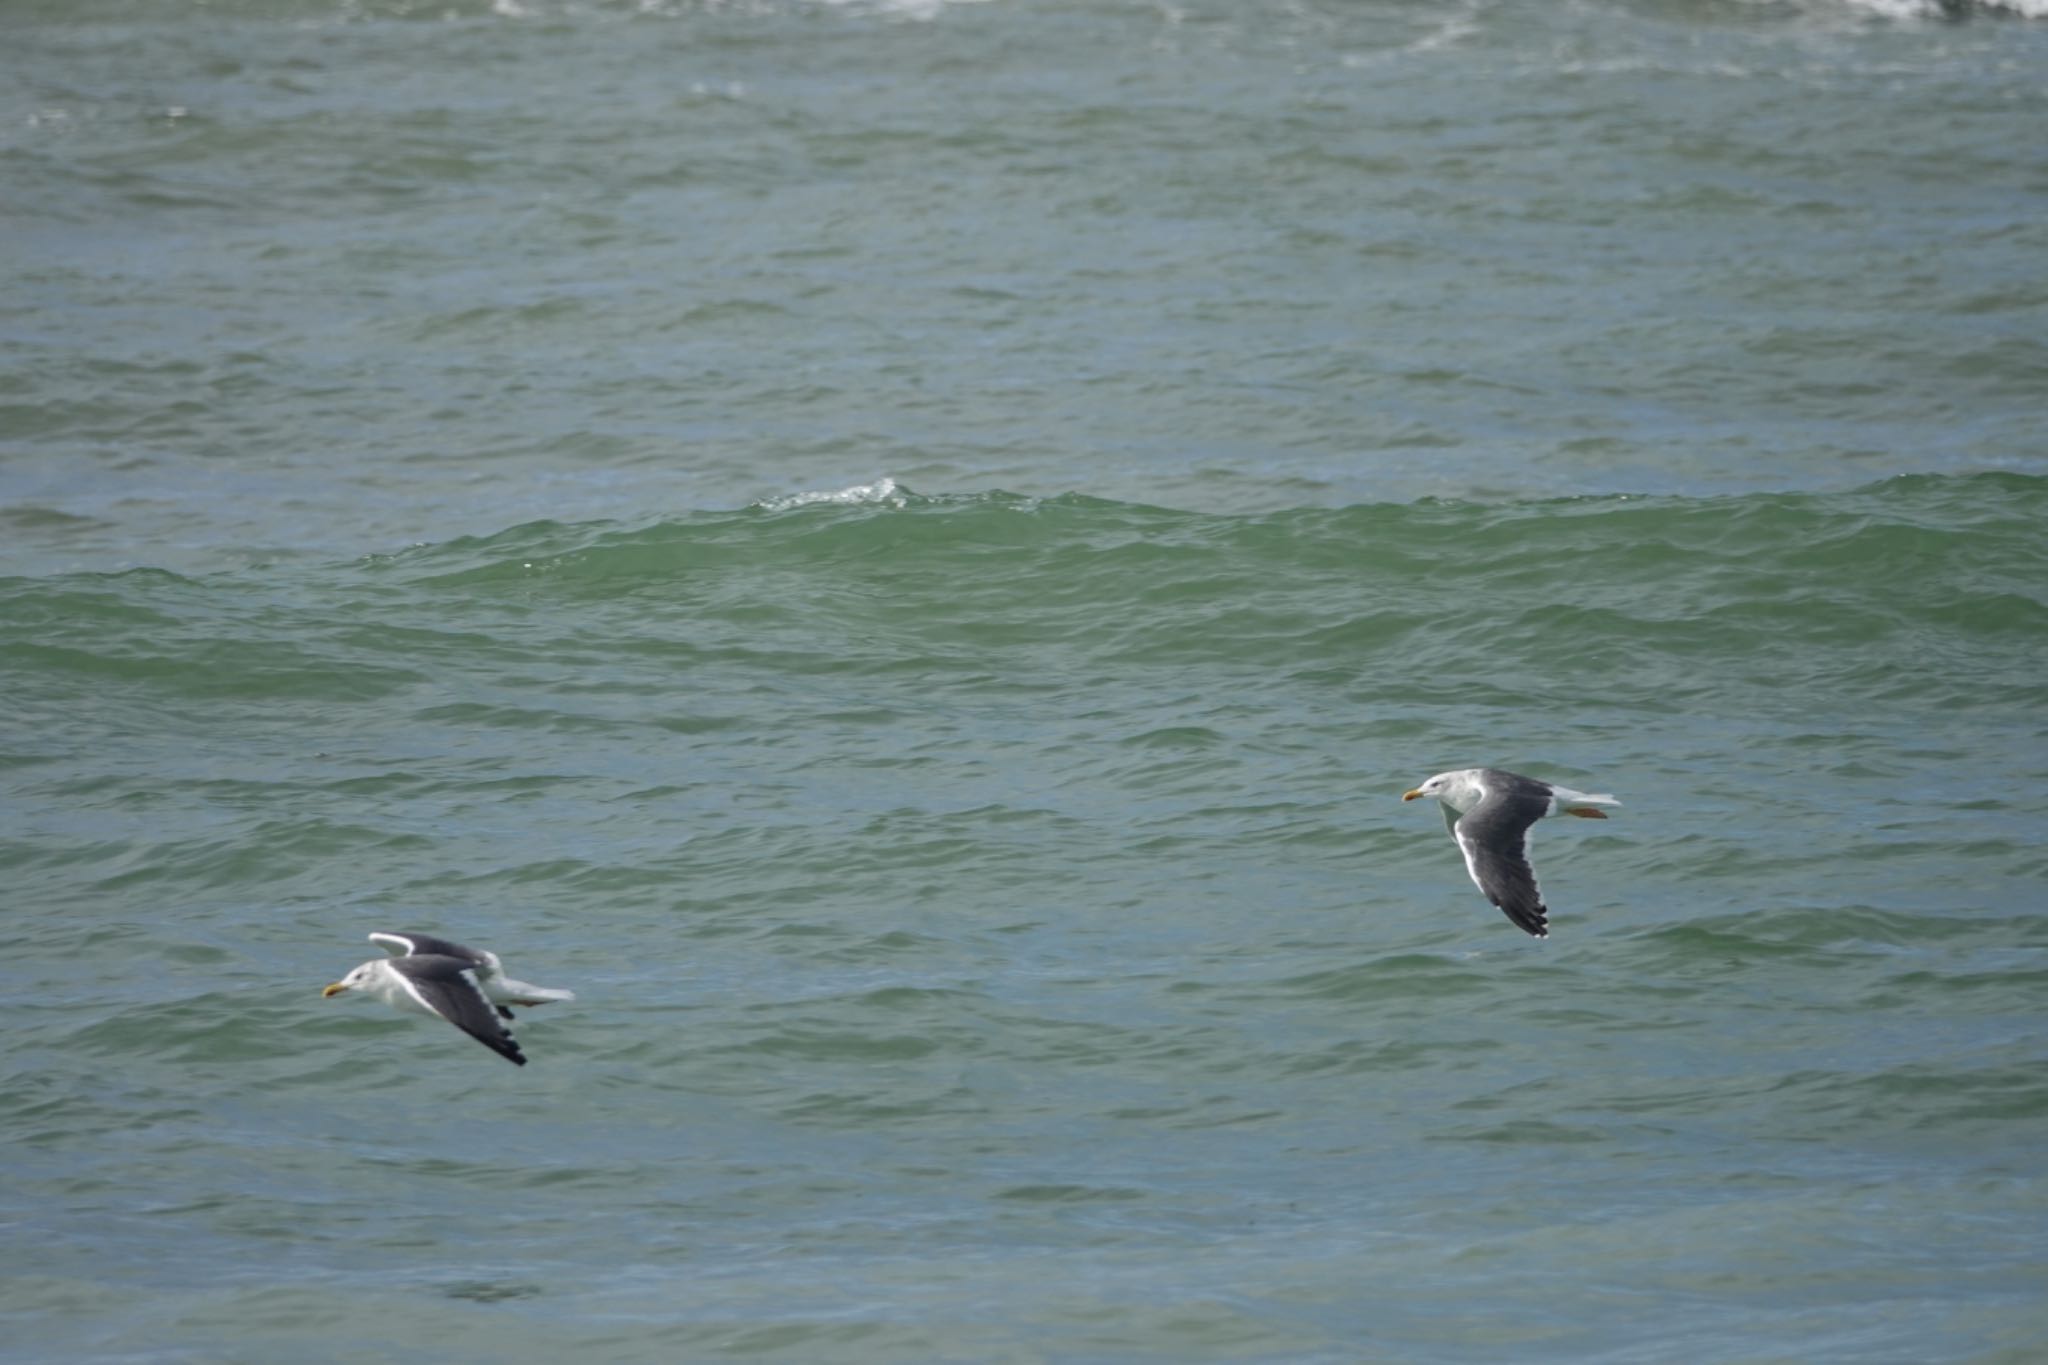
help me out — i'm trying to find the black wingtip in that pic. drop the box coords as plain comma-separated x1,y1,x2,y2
465,1028,527,1065
1496,899,1550,937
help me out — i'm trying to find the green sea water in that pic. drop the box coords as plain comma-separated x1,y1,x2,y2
6,0,2048,1359
5,474,2046,1360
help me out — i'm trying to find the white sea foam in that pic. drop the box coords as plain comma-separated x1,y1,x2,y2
1832,0,1950,14
812,0,993,18
755,477,907,512
1832,0,2048,15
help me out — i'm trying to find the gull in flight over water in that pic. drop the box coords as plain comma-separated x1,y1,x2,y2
1403,768,1619,938
322,931,575,1065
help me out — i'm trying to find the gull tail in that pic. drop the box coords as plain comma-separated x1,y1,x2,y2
498,978,575,1007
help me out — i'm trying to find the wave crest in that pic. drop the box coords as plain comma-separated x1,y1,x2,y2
754,477,909,513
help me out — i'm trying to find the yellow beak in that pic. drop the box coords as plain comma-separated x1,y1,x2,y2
322,982,349,997
1401,789,1425,801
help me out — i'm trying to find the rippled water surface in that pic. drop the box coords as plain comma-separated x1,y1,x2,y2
4,1,2046,1361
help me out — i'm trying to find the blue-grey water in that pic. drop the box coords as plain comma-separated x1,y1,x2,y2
4,1,2047,1361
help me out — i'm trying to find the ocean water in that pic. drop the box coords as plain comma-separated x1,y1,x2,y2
5,1,2047,1361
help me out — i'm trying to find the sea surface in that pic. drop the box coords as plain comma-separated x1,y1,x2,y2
4,1,2047,1361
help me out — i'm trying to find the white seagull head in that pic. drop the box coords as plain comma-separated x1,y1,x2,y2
321,961,380,998
1401,768,1483,810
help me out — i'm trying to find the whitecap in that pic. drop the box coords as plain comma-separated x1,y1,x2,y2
814,0,993,17
1832,0,2048,15
754,477,908,512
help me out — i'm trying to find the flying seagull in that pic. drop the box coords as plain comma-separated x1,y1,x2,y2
323,932,575,1065
1402,768,1619,937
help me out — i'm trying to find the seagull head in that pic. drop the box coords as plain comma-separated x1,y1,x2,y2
1402,772,1450,802
1402,769,1484,810
322,961,379,998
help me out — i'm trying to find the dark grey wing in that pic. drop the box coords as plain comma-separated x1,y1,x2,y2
388,955,528,1065
371,934,519,1020
370,931,485,964
370,933,514,1017
1452,777,1555,937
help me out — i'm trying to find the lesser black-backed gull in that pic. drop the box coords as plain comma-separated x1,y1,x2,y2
1402,768,1619,937
322,932,574,1065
